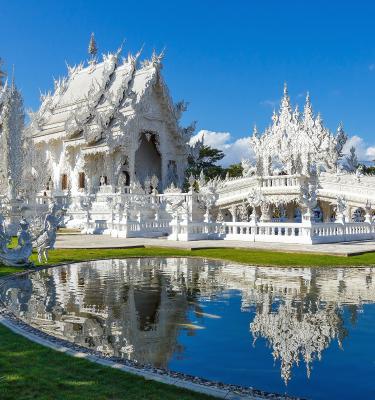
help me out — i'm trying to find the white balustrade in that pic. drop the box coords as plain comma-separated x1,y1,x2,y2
167,220,375,244
58,185,375,244
259,175,305,189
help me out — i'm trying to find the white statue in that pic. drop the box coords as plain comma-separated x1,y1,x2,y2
241,159,256,177
100,176,106,186
33,203,64,263
0,214,11,253
0,217,33,267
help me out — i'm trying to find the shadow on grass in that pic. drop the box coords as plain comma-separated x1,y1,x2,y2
0,325,213,400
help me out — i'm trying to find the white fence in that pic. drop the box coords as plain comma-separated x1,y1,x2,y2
168,220,375,244
86,219,171,238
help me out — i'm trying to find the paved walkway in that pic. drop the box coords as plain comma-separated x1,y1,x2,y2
55,234,375,256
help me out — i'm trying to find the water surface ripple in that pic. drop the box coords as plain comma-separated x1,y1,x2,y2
1,258,374,399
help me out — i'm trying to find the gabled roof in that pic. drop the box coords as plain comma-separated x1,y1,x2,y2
30,46,192,148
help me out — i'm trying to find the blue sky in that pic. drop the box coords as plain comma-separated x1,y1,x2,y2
1,1,375,162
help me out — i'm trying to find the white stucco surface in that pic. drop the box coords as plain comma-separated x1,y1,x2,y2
55,234,375,256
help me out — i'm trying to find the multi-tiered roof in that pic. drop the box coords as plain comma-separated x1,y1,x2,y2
30,42,194,155
250,84,347,176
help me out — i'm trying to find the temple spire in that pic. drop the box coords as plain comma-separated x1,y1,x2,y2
88,32,98,62
303,91,314,124
281,82,291,108
279,82,292,121
283,82,288,96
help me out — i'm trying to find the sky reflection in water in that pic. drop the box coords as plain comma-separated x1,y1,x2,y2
1,258,374,399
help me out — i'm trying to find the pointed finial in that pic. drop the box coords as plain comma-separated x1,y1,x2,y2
136,43,145,59
306,91,311,104
252,124,259,136
88,32,98,59
116,39,126,57
283,82,288,96
303,91,314,120
280,82,291,111
151,47,166,67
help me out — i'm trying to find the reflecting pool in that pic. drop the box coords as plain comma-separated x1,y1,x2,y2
1,258,374,399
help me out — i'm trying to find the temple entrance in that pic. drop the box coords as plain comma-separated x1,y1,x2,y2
135,132,161,184
122,170,130,186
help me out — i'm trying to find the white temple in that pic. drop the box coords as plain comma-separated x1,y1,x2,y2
29,42,193,197
3,37,375,244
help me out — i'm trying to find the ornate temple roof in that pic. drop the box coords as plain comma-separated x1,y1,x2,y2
30,42,192,149
249,84,348,175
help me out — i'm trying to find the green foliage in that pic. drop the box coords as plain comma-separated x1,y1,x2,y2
359,163,375,175
186,145,225,180
185,145,244,189
225,163,243,178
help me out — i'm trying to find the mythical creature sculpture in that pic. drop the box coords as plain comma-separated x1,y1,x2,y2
300,183,318,213
237,201,249,222
247,188,264,222
334,195,347,223
33,203,64,263
355,165,364,182
164,183,187,218
198,173,223,222
241,159,257,177
0,217,33,267
216,209,224,223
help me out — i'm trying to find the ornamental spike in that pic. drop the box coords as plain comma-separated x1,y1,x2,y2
283,81,288,96
88,32,98,58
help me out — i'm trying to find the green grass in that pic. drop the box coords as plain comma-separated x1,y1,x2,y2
2,245,375,278
2,245,374,278
0,324,213,400
1,245,375,399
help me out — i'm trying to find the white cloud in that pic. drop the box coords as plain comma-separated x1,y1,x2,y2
260,99,277,108
191,130,375,166
341,135,375,162
190,130,254,166
365,147,375,160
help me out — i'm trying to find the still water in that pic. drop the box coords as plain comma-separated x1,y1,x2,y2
1,258,374,399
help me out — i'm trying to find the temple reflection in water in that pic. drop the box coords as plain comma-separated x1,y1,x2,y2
1,258,374,385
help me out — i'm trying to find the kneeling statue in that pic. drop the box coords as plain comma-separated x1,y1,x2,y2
0,217,33,267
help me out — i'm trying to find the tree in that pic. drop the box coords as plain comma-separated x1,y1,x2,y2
344,146,358,172
359,163,375,175
186,144,225,181
225,163,243,178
